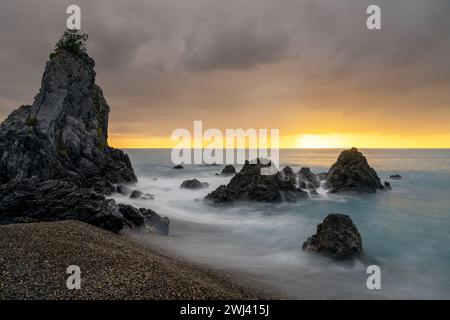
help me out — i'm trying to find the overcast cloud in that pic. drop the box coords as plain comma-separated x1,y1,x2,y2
1,0,449,139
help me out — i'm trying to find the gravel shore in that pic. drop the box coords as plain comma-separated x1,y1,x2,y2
0,221,275,300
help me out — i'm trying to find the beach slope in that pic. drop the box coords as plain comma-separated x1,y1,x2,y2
0,221,271,300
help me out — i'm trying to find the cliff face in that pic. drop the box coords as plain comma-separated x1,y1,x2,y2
0,49,135,191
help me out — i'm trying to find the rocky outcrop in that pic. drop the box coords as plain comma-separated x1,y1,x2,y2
205,160,308,203
302,214,363,261
180,179,209,189
390,175,402,180
325,148,384,193
0,31,166,234
118,204,169,236
221,165,236,175
173,165,184,169
0,45,135,191
0,178,158,233
298,167,320,189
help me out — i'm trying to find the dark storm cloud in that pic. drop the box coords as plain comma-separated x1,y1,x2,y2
1,0,450,137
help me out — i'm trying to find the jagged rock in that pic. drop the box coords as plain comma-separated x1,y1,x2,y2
298,167,320,189
325,148,384,193
180,179,209,189
0,45,136,191
173,165,184,169
221,165,236,175
206,160,308,203
118,204,169,236
317,172,327,181
302,214,363,261
384,181,392,190
0,179,127,233
0,31,165,235
390,175,402,180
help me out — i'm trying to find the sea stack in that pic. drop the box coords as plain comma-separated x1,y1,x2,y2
325,147,384,193
0,30,167,233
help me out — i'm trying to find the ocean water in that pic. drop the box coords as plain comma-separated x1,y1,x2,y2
111,149,450,299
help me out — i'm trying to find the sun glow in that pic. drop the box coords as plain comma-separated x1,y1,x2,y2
296,134,350,149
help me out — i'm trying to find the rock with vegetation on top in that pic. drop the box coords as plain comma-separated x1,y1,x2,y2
0,30,166,235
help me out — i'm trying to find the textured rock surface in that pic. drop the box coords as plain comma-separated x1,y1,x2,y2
180,179,209,189
302,214,363,261
0,50,136,190
206,160,308,203
221,165,237,175
0,32,167,234
298,167,320,189
326,148,384,193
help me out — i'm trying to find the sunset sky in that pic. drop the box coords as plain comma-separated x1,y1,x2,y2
1,0,450,148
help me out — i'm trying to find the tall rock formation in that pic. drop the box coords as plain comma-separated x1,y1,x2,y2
0,31,136,192
0,31,167,233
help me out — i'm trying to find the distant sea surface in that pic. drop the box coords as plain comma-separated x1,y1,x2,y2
111,149,450,299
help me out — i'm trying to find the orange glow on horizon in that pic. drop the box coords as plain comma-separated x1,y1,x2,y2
108,133,450,149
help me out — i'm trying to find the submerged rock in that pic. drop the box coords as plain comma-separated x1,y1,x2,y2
221,165,237,175
325,148,384,193
206,160,308,203
173,165,184,169
130,190,143,199
302,214,363,261
390,174,402,180
180,179,209,189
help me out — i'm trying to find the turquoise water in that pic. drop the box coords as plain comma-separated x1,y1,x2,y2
114,149,450,299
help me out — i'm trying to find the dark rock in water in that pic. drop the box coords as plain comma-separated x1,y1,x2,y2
221,165,237,175
206,160,308,203
298,167,320,189
139,208,170,236
384,181,392,190
390,175,402,180
0,31,165,235
130,190,143,199
317,172,328,181
116,184,132,196
325,148,384,193
173,165,184,169
302,214,363,261
118,204,169,236
180,179,209,189
118,204,145,226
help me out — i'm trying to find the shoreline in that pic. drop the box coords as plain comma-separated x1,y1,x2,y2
0,220,279,300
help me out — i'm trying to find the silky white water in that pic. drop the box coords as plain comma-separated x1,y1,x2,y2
111,149,450,299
